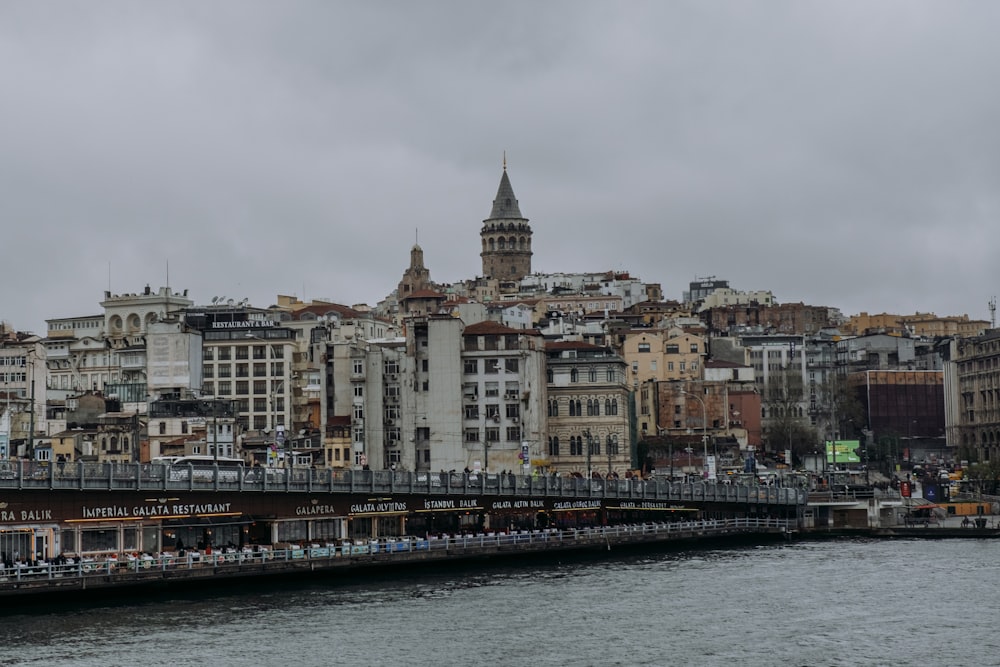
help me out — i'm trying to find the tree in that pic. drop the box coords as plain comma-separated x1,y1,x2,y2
762,367,816,465
963,460,1000,495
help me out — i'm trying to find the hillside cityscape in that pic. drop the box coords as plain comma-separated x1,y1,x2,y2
1,165,997,481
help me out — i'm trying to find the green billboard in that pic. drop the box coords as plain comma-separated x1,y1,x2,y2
826,440,861,464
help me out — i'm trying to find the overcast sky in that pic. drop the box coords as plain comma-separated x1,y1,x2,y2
3,2,999,334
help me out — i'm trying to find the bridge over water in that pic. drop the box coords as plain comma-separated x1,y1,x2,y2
0,460,806,506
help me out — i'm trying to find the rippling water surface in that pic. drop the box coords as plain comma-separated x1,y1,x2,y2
2,539,998,667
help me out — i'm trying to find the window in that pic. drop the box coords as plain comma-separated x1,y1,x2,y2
504,358,519,373
236,347,249,360
587,399,599,416
608,367,616,382
253,380,267,394
158,422,166,435
485,404,500,419
548,436,560,456
570,368,579,382
506,426,521,441
547,368,554,383
464,404,480,419
485,358,500,374
505,404,520,419
485,427,500,442
589,367,597,382
570,436,583,456
354,385,364,397
236,381,248,395
484,382,499,397
690,343,699,353
464,359,478,374
548,399,559,417
464,429,480,442
638,343,650,353
353,359,364,375
666,344,679,354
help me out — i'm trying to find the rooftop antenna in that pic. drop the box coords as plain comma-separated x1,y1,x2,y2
503,150,507,171
990,296,997,329
166,259,170,290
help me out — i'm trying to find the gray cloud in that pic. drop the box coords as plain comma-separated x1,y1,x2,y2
2,1,999,333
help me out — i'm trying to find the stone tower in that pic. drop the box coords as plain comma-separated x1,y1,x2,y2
481,162,532,281
397,241,431,299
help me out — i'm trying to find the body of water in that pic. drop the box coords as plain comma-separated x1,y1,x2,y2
1,538,997,667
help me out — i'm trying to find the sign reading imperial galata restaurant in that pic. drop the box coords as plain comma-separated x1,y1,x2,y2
80,502,235,519
0,499,244,524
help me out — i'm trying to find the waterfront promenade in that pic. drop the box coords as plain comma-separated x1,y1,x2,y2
0,517,793,599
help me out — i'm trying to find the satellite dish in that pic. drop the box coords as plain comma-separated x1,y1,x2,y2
211,297,218,304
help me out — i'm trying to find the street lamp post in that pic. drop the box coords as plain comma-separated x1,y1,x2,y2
607,433,616,476
679,389,708,480
247,333,292,469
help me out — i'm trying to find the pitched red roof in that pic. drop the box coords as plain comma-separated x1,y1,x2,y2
545,340,604,351
462,321,542,336
401,289,447,301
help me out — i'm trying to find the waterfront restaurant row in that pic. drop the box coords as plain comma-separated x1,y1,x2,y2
0,488,745,564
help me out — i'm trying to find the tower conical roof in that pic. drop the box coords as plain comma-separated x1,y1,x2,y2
487,169,524,220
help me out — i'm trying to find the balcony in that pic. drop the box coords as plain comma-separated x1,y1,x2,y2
120,357,146,370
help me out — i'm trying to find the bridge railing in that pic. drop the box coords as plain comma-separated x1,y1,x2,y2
0,460,807,505
0,517,796,588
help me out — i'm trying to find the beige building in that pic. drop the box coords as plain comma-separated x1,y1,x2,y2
621,326,707,388
945,330,1000,461
544,340,631,476
845,312,989,338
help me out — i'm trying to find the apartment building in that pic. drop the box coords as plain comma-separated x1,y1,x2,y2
544,340,631,476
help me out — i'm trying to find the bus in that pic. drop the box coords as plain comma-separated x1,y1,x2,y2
166,455,246,482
